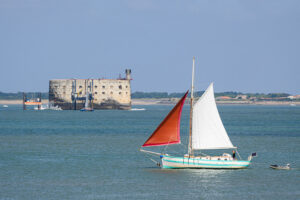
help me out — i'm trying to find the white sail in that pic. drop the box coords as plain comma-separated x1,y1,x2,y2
192,83,235,150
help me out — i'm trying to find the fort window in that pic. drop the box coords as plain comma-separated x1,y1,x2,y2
102,92,105,94
126,85,128,88
79,85,82,88
126,92,128,95
95,85,98,88
95,92,98,94
110,91,113,95
102,85,105,89
119,92,122,95
119,85,122,89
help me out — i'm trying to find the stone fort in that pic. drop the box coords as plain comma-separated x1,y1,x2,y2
49,69,131,110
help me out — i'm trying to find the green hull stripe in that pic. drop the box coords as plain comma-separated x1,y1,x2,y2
163,159,250,167
163,155,250,163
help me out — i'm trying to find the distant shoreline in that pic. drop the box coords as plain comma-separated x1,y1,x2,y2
0,100,49,105
132,99,300,106
0,99,299,106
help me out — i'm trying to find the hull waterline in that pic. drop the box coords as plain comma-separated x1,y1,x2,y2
161,155,251,169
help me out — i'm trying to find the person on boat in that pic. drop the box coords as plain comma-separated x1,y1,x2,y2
232,150,236,160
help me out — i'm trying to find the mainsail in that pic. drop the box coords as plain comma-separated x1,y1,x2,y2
192,83,235,150
142,91,188,147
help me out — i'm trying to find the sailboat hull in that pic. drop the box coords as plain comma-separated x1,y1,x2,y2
161,155,251,169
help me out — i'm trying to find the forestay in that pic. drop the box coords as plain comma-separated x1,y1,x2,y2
192,83,235,150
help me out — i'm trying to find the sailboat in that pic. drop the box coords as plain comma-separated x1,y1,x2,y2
140,58,256,169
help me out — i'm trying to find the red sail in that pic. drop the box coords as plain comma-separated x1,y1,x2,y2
142,91,188,147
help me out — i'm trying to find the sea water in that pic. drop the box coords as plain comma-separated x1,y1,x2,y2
0,105,299,200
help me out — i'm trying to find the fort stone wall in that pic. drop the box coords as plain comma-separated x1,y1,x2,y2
49,70,132,110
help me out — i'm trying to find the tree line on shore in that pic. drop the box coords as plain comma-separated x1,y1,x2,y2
0,91,291,100
131,91,290,99
0,92,48,100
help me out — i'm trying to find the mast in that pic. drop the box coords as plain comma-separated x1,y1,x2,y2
188,57,195,156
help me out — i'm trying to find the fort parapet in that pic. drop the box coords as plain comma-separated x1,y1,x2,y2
49,69,132,110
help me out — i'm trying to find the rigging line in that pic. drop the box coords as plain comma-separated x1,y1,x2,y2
236,149,242,160
162,135,174,154
144,150,160,164
142,150,158,157
183,125,190,155
162,144,168,154
159,146,162,154
149,158,160,166
144,152,160,166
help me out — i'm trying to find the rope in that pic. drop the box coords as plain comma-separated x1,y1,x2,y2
149,158,161,167
143,150,161,167
236,149,242,160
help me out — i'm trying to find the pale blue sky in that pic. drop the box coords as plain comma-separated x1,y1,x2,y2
0,0,299,94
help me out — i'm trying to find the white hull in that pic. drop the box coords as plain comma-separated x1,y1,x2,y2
161,155,251,169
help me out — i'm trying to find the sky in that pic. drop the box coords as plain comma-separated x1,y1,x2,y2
0,0,299,94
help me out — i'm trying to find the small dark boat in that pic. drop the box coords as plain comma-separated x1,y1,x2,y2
270,164,290,170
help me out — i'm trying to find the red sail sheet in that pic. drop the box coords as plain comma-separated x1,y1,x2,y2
142,91,188,147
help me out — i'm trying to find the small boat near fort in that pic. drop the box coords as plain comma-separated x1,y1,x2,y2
140,58,256,169
80,107,94,112
130,108,146,111
34,105,47,110
33,104,62,110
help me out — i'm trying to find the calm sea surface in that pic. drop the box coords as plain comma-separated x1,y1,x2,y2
0,104,299,200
